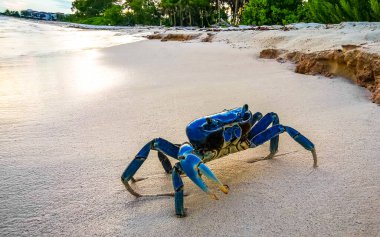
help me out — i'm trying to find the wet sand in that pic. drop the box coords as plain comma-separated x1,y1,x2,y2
1,40,380,236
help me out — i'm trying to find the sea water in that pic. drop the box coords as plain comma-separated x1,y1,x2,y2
0,16,145,236
0,16,142,59
0,16,144,122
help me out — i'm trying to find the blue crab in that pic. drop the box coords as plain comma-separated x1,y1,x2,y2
121,104,317,217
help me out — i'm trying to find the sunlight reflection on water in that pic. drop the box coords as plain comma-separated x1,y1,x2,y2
0,17,137,124
0,16,143,59
69,50,122,95
0,50,123,124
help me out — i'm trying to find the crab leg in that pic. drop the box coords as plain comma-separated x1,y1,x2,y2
172,163,185,217
121,138,179,197
249,124,318,167
251,112,264,124
249,112,279,159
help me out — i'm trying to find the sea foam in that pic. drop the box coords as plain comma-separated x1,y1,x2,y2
0,16,144,60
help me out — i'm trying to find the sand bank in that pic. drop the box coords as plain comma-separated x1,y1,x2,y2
260,48,380,104
146,22,380,104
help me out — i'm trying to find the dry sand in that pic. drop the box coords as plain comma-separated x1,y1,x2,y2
1,31,380,236
143,22,380,54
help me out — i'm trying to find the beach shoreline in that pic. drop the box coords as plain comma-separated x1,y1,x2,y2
140,21,380,105
1,18,380,236
22,14,380,104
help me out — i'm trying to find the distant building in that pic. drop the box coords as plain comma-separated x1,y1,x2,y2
22,9,59,21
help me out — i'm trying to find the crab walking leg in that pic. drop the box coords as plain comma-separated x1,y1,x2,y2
251,112,264,124
172,163,185,217
157,151,173,174
121,138,179,197
249,112,280,159
249,125,318,167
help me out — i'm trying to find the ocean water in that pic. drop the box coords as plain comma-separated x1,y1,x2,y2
0,16,146,236
0,16,144,122
0,16,143,60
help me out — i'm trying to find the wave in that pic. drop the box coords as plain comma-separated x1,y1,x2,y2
0,16,146,60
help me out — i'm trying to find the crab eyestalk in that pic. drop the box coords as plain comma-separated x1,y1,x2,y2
241,104,248,116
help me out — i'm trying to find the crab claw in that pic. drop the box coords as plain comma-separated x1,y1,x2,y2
198,163,229,194
179,144,228,199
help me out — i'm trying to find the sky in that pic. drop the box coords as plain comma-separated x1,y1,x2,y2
0,0,74,13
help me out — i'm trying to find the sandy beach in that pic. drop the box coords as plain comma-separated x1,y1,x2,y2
1,18,380,236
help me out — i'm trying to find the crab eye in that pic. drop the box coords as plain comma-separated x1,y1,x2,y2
241,104,248,114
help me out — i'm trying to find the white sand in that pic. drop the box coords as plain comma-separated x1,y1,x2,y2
1,33,380,235
214,26,380,54
146,22,380,54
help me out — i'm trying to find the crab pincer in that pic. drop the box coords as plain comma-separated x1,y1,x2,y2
179,144,229,199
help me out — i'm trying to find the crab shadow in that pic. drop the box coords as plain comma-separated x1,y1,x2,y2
121,149,309,212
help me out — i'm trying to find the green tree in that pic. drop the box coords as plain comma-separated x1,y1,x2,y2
241,0,269,25
241,0,304,25
125,0,160,25
370,0,380,19
159,0,225,27
306,0,337,23
72,0,115,17
4,9,20,17
306,0,379,23
190,0,214,26
338,0,370,21
103,4,125,25
217,0,248,25
3,9,10,15
160,0,179,25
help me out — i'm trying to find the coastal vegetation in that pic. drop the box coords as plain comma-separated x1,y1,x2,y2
2,0,380,26
2,9,21,17
307,0,380,23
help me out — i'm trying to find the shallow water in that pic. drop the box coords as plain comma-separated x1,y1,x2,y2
0,16,142,60
0,17,145,236
0,16,144,123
